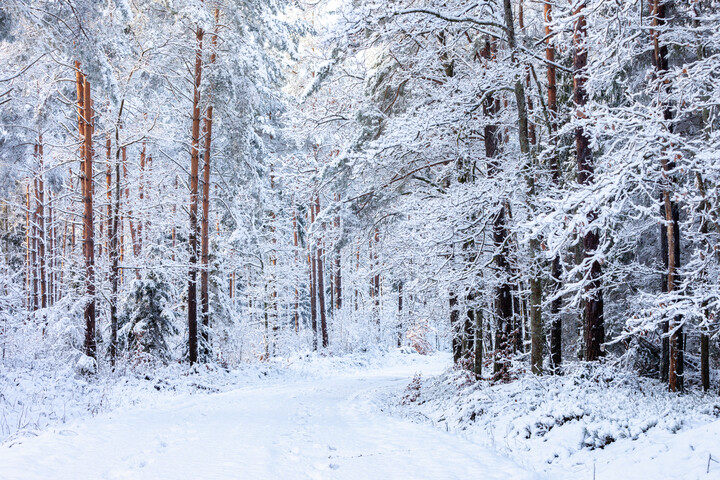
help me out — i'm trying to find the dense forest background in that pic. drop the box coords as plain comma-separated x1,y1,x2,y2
1,0,719,394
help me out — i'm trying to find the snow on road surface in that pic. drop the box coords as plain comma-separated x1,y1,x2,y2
0,354,535,480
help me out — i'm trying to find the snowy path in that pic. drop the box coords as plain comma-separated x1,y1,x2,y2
0,354,535,480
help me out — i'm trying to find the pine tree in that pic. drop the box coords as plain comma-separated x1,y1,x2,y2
120,270,178,361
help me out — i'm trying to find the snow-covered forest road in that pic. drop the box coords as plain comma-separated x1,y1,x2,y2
0,355,534,480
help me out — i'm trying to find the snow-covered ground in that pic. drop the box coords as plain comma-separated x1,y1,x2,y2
0,351,535,479
394,364,720,480
3,351,719,479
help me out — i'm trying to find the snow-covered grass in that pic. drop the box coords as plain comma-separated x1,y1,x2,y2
0,345,429,447
0,359,283,446
392,362,720,479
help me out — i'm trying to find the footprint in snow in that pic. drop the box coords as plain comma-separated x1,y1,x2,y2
313,462,335,471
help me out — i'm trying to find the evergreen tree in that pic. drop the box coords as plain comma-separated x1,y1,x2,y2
119,270,178,362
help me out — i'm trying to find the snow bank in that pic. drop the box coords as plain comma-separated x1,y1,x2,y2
393,363,720,479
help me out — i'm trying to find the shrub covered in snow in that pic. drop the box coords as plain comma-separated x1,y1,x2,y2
393,362,720,475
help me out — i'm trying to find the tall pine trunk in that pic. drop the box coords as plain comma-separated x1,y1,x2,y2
695,36,711,392
188,25,204,364
480,38,512,377
315,197,329,348
474,305,483,377
293,205,300,332
545,0,563,373
25,183,31,312
34,141,47,312
371,228,380,329
501,0,541,373
573,2,604,361
309,202,318,350
109,102,124,366
200,9,219,360
334,200,342,311
105,135,112,259
75,64,96,364
397,282,403,347
651,0,682,391
47,190,55,306
138,141,145,254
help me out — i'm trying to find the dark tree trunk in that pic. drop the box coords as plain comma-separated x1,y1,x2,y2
659,196,671,381
480,37,512,377
450,291,461,364
110,143,121,366
573,2,604,362
109,101,124,366
695,12,712,394
502,0,540,372
545,0,563,374
651,0,682,392
372,228,380,321
199,110,213,359
474,306,483,377
334,252,342,311
188,26,204,364
309,203,318,350
200,9,219,360
316,197,329,348
493,209,514,376
660,202,670,383
550,256,562,371
530,274,543,374
293,206,300,332
701,334,709,392
83,77,96,362
465,303,475,361
397,282,403,347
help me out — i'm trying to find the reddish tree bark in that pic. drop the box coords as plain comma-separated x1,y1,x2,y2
545,0,563,373
200,9,220,359
75,64,96,363
188,25,204,364
573,2,604,362
651,0,682,392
